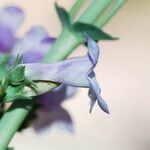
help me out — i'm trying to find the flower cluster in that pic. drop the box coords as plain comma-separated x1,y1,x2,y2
0,6,74,131
0,5,109,132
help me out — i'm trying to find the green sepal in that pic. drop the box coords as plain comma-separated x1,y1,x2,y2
13,54,23,68
9,66,25,85
4,85,31,102
55,3,72,28
73,22,118,41
24,78,38,93
6,85,24,95
0,54,39,102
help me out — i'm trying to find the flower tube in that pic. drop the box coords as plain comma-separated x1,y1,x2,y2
21,36,109,113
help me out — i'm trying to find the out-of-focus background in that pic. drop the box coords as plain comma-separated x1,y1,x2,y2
0,0,150,150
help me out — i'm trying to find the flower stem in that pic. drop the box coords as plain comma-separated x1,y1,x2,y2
69,0,84,19
0,101,33,150
43,29,81,63
0,0,124,149
96,0,125,27
44,0,112,62
0,85,57,150
77,0,112,23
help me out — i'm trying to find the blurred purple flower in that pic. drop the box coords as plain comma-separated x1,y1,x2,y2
0,6,24,53
0,6,55,62
33,85,76,132
12,26,55,63
0,5,75,132
21,36,109,114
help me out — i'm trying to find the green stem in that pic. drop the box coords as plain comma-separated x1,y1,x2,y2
43,29,81,63
44,0,113,62
77,0,112,23
96,0,125,27
0,101,33,150
69,0,84,19
0,85,57,150
0,0,124,149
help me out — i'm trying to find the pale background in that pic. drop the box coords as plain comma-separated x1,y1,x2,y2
0,0,150,150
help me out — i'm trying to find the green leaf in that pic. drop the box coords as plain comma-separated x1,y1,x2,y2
55,3,71,28
73,22,118,41
0,63,6,81
9,66,25,85
6,147,14,150
55,5,117,41
5,85,24,95
4,86,31,102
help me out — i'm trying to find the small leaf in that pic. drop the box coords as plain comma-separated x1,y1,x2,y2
9,66,25,85
4,86,31,102
55,3,71,28
73,22,118,41
0,63,6,81
5,85,24,95
13,54,23,68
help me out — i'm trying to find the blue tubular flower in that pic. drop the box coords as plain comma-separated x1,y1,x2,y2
0,6,24,53
21,36,109,113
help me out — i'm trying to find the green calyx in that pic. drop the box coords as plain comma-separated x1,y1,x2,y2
0,56,37,103
9,66,26,85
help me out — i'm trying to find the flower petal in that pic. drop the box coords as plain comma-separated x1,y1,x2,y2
33,106,73,133
21,56,91,87
87,35,99,65
87,72,109,114
0,6,24,53
12,26,55,62
0,25,15,53
0,6,24,32
88,88,96,113
37,84,76,107
33,85,76,132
